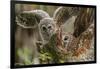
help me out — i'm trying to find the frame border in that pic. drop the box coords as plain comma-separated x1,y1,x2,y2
10,1,97,68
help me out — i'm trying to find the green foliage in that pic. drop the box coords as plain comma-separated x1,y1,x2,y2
39,52,52,64
38,33,70,64
17,47,33,65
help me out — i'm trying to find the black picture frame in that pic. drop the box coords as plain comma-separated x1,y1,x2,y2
10,0,97,69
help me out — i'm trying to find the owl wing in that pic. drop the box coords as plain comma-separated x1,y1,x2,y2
53,7,81,27
71,8,95,60
73,21,95,58
73,8,95,37
16,10,50,28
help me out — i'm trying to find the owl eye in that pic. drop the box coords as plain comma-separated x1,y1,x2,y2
64,36,68,41
42,26,47,31
48,25,52,29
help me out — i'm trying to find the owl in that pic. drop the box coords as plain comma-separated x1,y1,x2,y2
39,18,56,44
15,10,50,64
56,23,94,62
59,8,95,53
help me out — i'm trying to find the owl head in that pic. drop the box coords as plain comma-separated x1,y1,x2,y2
62,32,74,48
39,18,56,44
